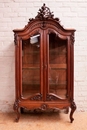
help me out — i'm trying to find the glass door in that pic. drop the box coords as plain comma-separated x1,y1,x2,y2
47,32,68,100
22,33,42,99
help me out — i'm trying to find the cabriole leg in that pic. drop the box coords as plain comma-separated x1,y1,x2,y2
70,101,76,123
13,101,20,122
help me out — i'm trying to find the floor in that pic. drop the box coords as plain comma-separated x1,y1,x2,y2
0,111,87,130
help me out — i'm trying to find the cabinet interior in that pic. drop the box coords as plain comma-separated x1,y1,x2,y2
22,33,67,99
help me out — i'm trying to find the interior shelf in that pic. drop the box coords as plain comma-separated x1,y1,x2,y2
50,64,67,69
22,67,40,70
22,64,67,69
22,81,67,86
23,51,40,55
23,51,66,55
22,64,40,69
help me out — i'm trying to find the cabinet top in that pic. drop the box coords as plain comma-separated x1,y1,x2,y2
13,3,76,33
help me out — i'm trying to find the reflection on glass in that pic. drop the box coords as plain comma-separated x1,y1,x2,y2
22,34,40,98
49,33,67,99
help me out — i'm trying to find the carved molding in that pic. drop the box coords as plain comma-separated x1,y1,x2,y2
30,23,41,30
30,104,68,113
28,104,60,113
33,104,48,112
30,94,42,101
46,94,62,101
48,29,55,34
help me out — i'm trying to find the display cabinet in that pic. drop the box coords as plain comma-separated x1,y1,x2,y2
13,4,76,122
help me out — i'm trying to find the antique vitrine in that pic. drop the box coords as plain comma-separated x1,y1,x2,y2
13,4,76,122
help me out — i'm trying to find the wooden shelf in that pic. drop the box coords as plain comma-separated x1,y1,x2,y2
24,51,40,55
50,64,67,69
22,64,40,69
22,64,67,69
22,67,40,70
22,81,67,86
49,83,67,86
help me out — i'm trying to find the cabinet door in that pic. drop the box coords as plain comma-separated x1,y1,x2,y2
46,30,68,100
21,31,43,100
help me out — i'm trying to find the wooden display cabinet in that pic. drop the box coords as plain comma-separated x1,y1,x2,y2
13,4,76,122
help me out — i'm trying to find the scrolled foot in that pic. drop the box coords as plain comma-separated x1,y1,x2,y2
70,101,76,123
15,117,20,122
70,117,74,123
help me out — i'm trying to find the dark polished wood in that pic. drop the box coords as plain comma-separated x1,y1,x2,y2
13,3,76,122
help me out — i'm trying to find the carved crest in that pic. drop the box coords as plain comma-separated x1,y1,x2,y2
35,3,54,20
29,3,60,22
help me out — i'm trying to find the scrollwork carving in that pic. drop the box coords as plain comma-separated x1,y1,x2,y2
41,104,48,111
35,3,54,20
32,104,59,113
46,94,62,101
26,4,61,29
30,94,42,101
29,18,34,22
28,4,60,23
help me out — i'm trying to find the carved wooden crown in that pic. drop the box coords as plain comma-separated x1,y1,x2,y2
29,3,60,22
36,3,54,19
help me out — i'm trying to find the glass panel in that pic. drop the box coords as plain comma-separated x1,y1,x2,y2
49,33,67,99
22,34,40,98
